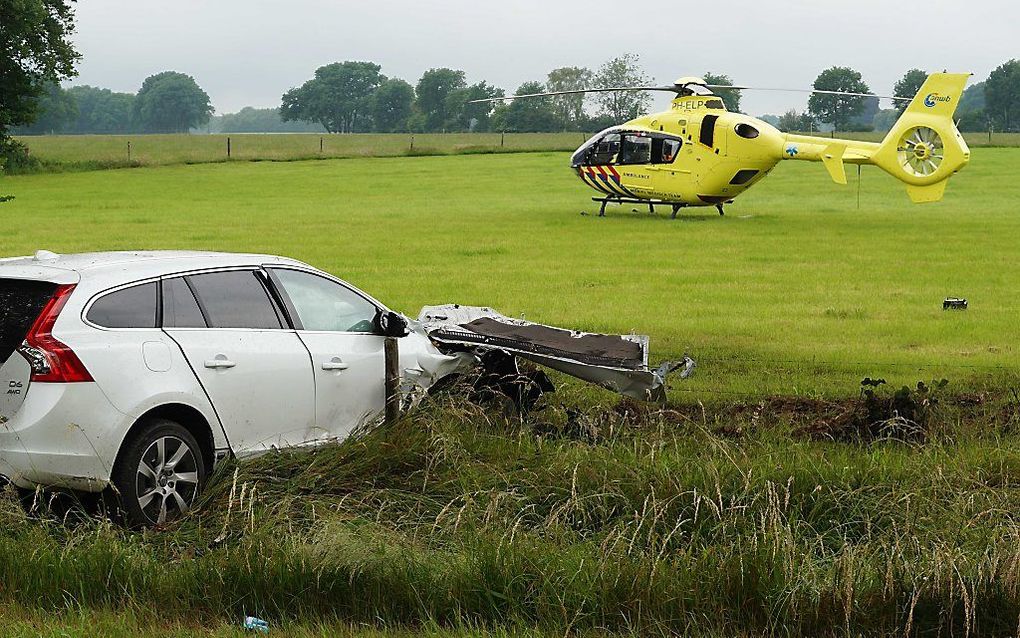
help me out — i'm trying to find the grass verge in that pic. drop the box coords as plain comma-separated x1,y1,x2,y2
4,382,1020,636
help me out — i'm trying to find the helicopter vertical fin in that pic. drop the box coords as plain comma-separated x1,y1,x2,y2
820,143,847,185
868,72,971,203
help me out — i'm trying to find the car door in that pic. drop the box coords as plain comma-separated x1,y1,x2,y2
162,269,315,454
266,267,388,440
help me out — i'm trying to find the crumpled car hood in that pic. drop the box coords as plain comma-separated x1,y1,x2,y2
417,305,693,402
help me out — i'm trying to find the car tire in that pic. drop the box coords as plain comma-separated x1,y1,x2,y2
111,418,207,527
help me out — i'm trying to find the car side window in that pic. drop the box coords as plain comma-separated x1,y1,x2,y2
186,271,284,330
87,282,158,328
270,268,378,333
162,277,207,328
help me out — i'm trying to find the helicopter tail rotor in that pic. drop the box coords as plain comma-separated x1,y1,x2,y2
870,72,971,203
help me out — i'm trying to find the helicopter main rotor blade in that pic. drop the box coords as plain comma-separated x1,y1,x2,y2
714,85,910,101
468,86,677,104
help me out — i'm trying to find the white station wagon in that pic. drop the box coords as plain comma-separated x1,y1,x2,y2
0,250,469,525
0,250,682,526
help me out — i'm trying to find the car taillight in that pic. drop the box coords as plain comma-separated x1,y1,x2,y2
17,284,93,383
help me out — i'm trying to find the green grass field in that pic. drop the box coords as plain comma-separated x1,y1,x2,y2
2,147,1020,636
2,147,1018,397
12,131,1020,173
13,132,592,171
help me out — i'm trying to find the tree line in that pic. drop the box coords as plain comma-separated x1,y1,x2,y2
17,58,1020,138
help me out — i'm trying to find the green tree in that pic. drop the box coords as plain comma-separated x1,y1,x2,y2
281,61,383,133
415,68,466,132
0,0,79,176
593,54,652,122
492,81,559,132
776,109,801,132
370,78,414,132
703,72,741,113
959,81,986,112
134,71,212,133
872,108,899,132
67,85,135,133
775,109,816,132
13,82,77,134
546,66,592,129
848,95,878,131
444,82,503,132
954,81,988,133
808,66,870,132
893,68,927,113
985,59,1020,131
957,109,988,132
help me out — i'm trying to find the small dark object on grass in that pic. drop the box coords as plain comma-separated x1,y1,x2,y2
943,297,968,310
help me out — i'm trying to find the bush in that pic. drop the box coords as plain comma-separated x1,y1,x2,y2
0,138,40,174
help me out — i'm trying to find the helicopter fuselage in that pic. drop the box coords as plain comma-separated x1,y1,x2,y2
571,95,797,206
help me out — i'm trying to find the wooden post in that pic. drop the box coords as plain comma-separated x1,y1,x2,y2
384,336,400,425
410,135,414,151
226,136,231,158
127,141,131,162
319,137,323,153
501,131,505,147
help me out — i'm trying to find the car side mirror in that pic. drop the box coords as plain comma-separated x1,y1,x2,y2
373,309,409,338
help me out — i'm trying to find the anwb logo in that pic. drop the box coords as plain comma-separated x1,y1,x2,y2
924,93,951,108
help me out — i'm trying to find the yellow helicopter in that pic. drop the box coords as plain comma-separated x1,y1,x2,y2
478,72,970,217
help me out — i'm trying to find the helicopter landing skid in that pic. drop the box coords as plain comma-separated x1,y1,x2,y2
590,197,688,219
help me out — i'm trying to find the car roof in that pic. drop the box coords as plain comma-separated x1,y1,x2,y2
0,250,309,285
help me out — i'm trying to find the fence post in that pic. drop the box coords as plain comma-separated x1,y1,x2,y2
319,137,323,153
501,131,505,147
226,136,231,158
384,337,400,425
410,135,414,151
127,141,131,162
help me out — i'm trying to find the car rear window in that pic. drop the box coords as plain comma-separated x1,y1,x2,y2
162,277,206,328
186,270,284,329
87,282,158,328
0,279,58,364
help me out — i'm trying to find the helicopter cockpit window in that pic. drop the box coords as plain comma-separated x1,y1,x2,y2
656,138,682,163
619,135,652,165
585,133,621,165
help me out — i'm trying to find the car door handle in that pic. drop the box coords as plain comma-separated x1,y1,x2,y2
204,357,236,369
321,357,349,371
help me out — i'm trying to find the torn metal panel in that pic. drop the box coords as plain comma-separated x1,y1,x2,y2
418,305,692,402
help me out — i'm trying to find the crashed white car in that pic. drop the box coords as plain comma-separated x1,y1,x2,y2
0,251,686,525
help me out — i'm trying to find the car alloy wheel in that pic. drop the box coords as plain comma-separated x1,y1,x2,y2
135,434,201,525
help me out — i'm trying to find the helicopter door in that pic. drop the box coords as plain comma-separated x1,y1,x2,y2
698,115,726,155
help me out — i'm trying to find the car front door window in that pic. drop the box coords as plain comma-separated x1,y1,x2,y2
270,268,378,332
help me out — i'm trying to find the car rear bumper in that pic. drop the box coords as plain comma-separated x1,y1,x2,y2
0,382,127,492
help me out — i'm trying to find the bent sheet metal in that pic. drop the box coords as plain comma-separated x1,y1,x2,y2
417,305,694,402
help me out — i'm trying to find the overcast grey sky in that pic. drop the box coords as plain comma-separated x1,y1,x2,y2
70,0,1016,117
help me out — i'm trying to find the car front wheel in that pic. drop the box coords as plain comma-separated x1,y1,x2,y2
112,419,206,527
